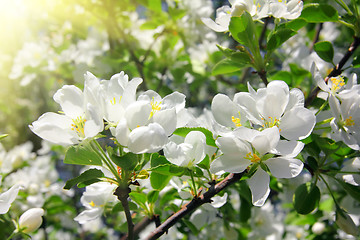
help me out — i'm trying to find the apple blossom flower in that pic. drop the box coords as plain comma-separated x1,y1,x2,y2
18,208,45,233
312,64,360,100
211,127,304,206
201,0,269,32
29,73,104,145
234,80,316,140
164,131,212,168
74,182,116,224
329,94,360,150
269,0,303,20
111,90,186,154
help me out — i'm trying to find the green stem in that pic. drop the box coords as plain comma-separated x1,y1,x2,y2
319,174,340,208
334,0,353,15
189,170,198,197
6,231,17,240
328,170,360,174
315,100,329,116
91,140,121,184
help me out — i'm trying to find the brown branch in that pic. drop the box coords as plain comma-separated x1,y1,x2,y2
114,187,134,240
145,171,246,240
305,36,360,107
120,217,154,240
309,23,323,52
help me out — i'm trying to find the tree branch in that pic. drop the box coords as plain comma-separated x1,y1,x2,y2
120,217,154,240
114,187,134,240
145,171,246,240
305,36,360,107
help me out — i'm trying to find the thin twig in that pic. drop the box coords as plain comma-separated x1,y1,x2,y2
145,171,246,240
305,36,360,107
309,23,323,52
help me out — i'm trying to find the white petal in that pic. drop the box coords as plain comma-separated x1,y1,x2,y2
111,120,130,146
74,208,103,224
184,131,206,164
127,123,168,154
280,107,316,140
125,101,152,130
271,140,304,157
161,91,186,112
53,85,84,118
266,157,304,178
247,168,270,207
0,184,22,214
153,108,177,136
201,17,228,32
211,94,245,128
29,112,78,145
251,127,279,155
211,192,228,208
163,141,190,166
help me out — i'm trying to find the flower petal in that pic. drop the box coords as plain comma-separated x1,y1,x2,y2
247,168,270,207
266,157,304,178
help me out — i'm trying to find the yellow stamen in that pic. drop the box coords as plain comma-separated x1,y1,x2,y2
245,152,261,163
89,201,95,207
330,76,345,92
345,116,355,126
149,97,161,119
231,111,242,127
262,116,280,128
110,96,122,105
71,116,87,137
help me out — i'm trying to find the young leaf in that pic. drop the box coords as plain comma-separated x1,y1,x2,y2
147,190,160,204
300,4,339,23
149,164,185,176
129,192,147,210
338,181,360,203
64,143,102,166
293,182,320,214
229,13,257,49
64,169,104,190
150,172,172,190
267,28,297,51
110,152,138,171
314,41,334,63
212,59,241,75
172,127,217,147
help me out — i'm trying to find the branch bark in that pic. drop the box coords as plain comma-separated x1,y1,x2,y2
305,36,360,107
145,171,246,240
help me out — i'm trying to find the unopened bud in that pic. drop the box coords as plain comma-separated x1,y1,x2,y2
311,222,325,235
18,208,45,233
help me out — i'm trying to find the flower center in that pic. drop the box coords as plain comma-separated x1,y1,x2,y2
245,152,261,163
262,116,280,129
344,116,355,127
149,97,161,119
231,112,242,127
330,76,345,92
71,116,87,137
110,96,122,105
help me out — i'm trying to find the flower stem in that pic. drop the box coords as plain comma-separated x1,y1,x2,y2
189,170,198,197
114,186,134,240
319,174,340,209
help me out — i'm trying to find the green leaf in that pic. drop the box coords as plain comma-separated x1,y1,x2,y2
229,13,257,48
314,41,334,63
267,28,297,51
77,179,102,188
212,59,241,75
285,18,308,31
147,190,159,204
129,192,147,209
110,152,138,171
300,4,339,23
197,155,210,170
269,71,293,85
150,154,173,190
149,164,185,176
338,181,360,203
64,143,102,166
172,127,217,148
64,169,104,190
112,202,138,214
230,52,252,65
293,183,321,214
183,219,199,235
150,172,172,190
